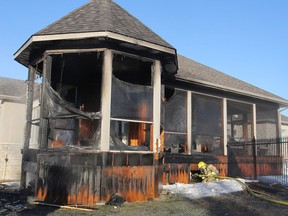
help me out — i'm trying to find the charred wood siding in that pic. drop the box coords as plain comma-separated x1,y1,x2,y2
163,154,228,184
163,164,190,184
228,156,282,178
36,152,161,204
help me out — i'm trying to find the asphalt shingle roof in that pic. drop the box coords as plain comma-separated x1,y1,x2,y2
177,54,288,105
0,77,26,99
35,0,173,49
14,0,288,107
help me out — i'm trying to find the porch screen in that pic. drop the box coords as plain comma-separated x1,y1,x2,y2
256,104,278,139
164,89,187,153
45,84,101,148
42,52,103,149
110,54,153,150
111,76,153,122
227,100,253,143
192,94,223,154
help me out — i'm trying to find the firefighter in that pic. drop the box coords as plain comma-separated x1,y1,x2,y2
198,161,219,182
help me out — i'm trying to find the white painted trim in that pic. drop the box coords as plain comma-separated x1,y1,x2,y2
164,131,187,135
187,91,192,155
100,49,113,151
152,60,161,153
110,118,153,124
189,90,224,100
14,31,176,59
223,98,228,156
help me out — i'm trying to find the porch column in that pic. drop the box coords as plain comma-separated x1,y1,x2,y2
187,91,192,155
223,98,228,155
100,49,113,151
38,54,52,149
20,66,35,190
152,60,161,154
23,66,36,150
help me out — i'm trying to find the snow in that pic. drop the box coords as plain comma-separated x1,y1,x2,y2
163,179,255,200
255,160,288,186
257,175,288,186
163,160,288,200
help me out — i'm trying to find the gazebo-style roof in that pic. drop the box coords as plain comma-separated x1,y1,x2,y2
14,0,288,107
36,0,173,49
14,0,177,71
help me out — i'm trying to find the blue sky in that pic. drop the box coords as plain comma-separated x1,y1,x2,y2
0,0,287,115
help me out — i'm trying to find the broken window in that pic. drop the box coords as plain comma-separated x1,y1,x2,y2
44,52,103,149
164,88,187,153
110,54,153,151
192,94,223,154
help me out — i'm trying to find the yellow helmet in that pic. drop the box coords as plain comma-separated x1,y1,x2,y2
198,161,206,168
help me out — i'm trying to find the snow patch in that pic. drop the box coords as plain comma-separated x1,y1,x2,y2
163,179,252,200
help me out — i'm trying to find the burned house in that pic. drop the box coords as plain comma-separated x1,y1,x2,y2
14,0,288,204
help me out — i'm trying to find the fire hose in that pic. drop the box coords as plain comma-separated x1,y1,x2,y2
193,174,288,206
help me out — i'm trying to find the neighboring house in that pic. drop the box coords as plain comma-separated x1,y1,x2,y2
282,115,288,137
14,0,288,204
0,77,26,181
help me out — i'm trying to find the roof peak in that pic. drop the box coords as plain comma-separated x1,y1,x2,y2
34,0,173,49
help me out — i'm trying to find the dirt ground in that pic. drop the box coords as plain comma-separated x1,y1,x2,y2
1,182,288,216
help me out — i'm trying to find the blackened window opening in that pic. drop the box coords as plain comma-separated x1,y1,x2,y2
112,54,152,86
46,52,103,149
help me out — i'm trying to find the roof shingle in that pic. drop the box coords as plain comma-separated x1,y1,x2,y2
176,54,288,105
0,77,26,99
35,0,173,49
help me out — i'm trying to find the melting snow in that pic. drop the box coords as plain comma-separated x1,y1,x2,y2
163,179,254,200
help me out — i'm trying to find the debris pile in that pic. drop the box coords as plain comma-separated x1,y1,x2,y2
105,193,126,207
0,181,27,214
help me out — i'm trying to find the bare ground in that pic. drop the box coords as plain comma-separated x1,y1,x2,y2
2,182,288,216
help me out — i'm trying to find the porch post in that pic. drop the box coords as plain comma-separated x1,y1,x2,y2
152,60,161,154
187,91,192,155
20,66,35,190
100,49,113,151
38,54,52,149
223,98,228,155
